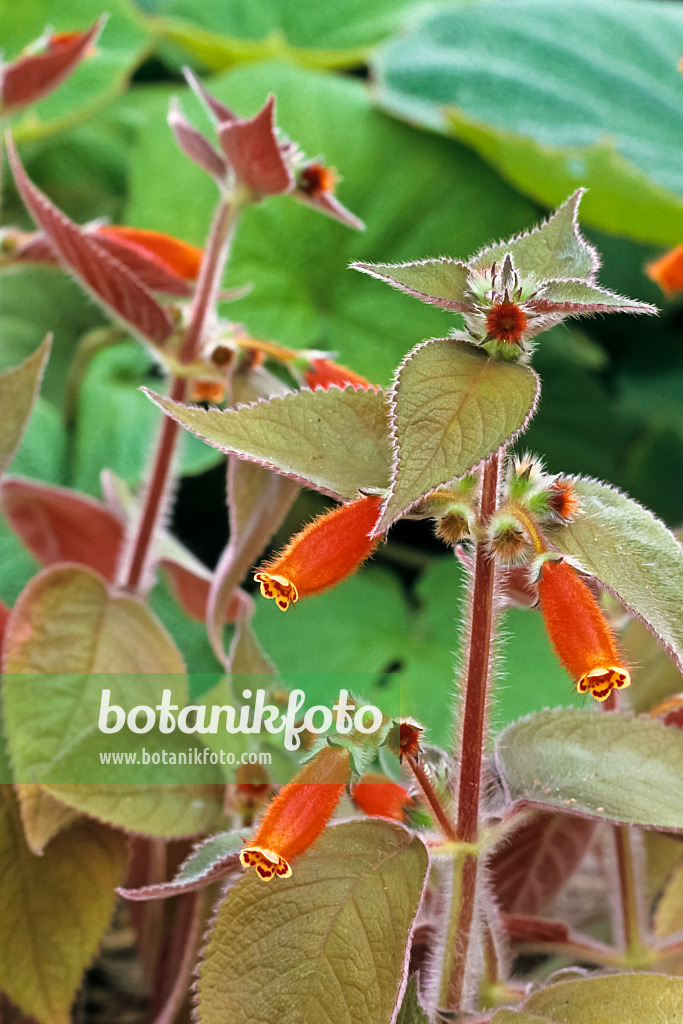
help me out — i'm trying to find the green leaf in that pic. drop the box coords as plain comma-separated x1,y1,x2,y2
373,0,683,245
146,386,392,500
145,0,429,67
471,191,598,280
551,477,683,672
120,829,244,899
7,0,151,143
73,343,221,495
535,279,655,314
0,336,51,477
655,859,683,938
197,820,428,1024
353,257,471,308
0,788,127,1024
124,61,538,388
396,975,430,1024
380,338,539,529
496,708,683,831
492,972,683,1024
2,566,223,836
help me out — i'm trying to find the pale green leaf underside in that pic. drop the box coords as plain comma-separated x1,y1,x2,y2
551,478,683,672
374,0,683,245
396,975,430,1024
177,831,244,883
492,973,683,1024
354,258,470,305
0,337,51,477
472,191,596,280
539,280,655,312
146,387,392,499
496,709,683,831
197,820,428,1024
381,339,539,530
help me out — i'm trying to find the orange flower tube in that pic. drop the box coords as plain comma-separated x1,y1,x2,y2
646,245,683,295
240,745,350,880
95,225,203,280
538,559,630,701
304,356,378,392
351,774,413,822
255,493,382,610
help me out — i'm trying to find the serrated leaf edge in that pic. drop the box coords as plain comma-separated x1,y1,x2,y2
351,256,472,310
375,337,541,534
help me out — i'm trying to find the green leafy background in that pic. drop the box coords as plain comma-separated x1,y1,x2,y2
1,0,681,738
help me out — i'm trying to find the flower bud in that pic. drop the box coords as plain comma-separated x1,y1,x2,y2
538,558,630,702
255,494,382,611
240,744,350,880
488,512,529,564
304,356,378,392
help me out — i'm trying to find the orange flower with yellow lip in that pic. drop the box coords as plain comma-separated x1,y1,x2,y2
240,745,350,880
538,558,630,702
254,494,382,611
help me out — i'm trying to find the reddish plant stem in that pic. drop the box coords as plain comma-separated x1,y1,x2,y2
121,199,237,592
442,451,501,1013
405,753,458,842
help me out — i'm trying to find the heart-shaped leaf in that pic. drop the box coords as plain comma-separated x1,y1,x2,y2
146,386,392,500
496,708,683,831
550,477,683,672
380,338,539,530
492,972,683,1023
0,336,51,477
2,566,223,836
197,820,428,1024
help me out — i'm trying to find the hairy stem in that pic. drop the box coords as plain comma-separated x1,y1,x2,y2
439,451,501,1014
120,199,240,592
405,753,458,842
613,825,650,964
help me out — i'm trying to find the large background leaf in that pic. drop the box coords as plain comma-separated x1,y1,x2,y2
373,0,683,244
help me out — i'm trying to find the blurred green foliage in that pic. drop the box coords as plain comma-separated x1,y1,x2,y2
1,0,680,733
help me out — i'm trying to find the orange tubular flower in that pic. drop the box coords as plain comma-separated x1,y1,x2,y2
538,559,630,701
304,356,379,392
240,745,350,880
351,774,413,822
646,245,683,295
95,226,203,281
255,494,382,611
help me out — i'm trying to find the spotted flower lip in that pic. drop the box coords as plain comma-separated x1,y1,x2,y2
254,494,383,611
240,745,350,881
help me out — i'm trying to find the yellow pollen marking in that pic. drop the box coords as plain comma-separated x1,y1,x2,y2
240,846,292,881
254,572,298,611
577,666,630,701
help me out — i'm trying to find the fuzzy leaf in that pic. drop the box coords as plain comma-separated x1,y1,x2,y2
120,831,244,901
2,566,223,836
197,820,428,1024
352,258,471,310
16,785,81,855
471,191,599,280
0,336,51,478
396,975,430,1024
381,338,539,530
496,709,683,831
145,386,392,499
532,279,656,315
492,973,683,1024
490,811,596,916
551,478,683,672
374,0,683,246
0,786,127,1024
